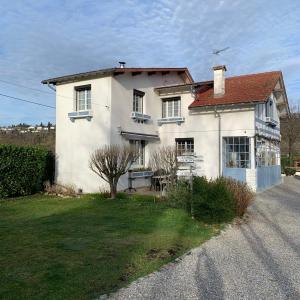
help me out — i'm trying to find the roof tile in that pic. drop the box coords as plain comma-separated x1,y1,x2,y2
189,71,281,108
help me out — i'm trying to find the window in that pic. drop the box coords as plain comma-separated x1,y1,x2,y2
224,137,250,168
256,138,280,167
133,89,144,113
162,97,181,118
265,98,274,119
176,138,194,156
130,140,145,166
75,85,91,111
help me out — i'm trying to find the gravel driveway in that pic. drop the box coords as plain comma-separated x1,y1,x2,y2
110,177,300,300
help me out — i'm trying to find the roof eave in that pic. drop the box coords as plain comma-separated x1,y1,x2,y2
42,67,194,86
188,101,263,110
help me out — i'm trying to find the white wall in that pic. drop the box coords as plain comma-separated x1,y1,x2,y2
55,77,112,193
110,72,185,189
158,91,256,179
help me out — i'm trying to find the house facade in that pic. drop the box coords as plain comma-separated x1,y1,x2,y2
42,65,289,193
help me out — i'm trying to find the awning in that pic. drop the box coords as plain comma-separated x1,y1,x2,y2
120,130,160,141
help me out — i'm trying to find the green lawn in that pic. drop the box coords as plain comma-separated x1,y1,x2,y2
0,193,221,299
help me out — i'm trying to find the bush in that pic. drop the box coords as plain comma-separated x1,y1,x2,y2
216,177,254,217
166,176,254,223
192,177,235,223
44,182,77,197
284,167,296,176
0,144,54,198
166,180,191,210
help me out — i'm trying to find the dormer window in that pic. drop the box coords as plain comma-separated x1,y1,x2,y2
133,89,144,113
75,85,91,111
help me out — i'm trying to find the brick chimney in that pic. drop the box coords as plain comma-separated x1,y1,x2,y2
213,65,227,97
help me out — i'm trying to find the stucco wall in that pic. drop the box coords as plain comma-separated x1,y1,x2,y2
159,92,256,180
55,76,112,193
110,72,185,190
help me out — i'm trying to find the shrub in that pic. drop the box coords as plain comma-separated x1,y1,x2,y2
192,177,235,223
281,156,292,173
216,177,254,217
0,144,54,198
166,180,191,210
284,167,296,176
44,182,77,197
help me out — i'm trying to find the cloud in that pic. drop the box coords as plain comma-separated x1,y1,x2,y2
0,0,299,125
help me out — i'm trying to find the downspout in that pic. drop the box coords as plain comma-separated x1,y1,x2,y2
214,107,222,177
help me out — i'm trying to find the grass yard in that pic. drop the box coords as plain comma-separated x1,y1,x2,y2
0,193,221,299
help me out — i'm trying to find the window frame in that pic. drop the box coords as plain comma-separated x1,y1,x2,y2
162,97,181,118
175,138,194,156
133,89,145,114
265,97,274,119
223,136,250,169
129,139,145,167
75,85,91,111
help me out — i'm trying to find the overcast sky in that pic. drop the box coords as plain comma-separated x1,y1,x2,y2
0,0,299,125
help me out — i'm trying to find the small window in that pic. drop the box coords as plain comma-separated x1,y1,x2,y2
130,140,145,167
176,138,194,156
162,97,181,118
265,98,274,119
133,89,144,113
75,85,91,111
224,136,250,168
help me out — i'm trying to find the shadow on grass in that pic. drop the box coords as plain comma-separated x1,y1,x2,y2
0,194,216,300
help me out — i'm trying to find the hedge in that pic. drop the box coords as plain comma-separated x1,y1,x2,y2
0,144,54,198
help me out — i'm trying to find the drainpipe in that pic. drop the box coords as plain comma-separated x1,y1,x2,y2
214,107,222,177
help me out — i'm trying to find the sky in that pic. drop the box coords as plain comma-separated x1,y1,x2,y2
0,0,300,125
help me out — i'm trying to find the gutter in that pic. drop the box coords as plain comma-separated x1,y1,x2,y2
47,81,56,92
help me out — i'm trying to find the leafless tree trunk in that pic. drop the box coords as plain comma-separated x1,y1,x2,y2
149,146,178,190
89,145,138,199
281,105,300,159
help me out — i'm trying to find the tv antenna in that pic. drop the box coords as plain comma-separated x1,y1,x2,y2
212,47,230,55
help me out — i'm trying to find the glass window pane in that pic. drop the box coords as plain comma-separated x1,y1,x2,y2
224,136,250,169
173,100,179,117
168,101,173,117
162,101,166,118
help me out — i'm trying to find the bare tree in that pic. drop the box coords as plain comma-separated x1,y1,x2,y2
149,146,178,187
89,145,138,199
281,105,300,159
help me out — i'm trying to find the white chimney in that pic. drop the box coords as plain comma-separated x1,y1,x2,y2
213,65,227,97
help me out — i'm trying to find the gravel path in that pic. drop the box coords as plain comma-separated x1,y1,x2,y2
110,177,300,300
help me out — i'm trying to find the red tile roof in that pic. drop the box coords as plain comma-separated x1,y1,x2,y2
189,71,282,108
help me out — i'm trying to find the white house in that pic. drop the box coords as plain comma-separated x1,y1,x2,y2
42,64,289,192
